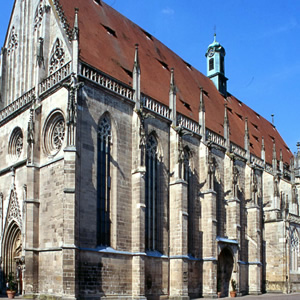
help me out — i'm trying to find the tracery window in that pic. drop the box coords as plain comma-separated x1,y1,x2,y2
145,134,158,251
43,111,65,156
9,127,23,160
97,116,111,246
7,27,18,56
183,148,194,256
291,229,299,272
34,0,45,31
49,38,65,74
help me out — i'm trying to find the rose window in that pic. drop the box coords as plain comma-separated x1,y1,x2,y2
43,111,65,156
8,127,23,160
52,119,65,150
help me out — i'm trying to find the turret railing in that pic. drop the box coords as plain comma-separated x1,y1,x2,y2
141,94,170,119
39,61,72,95
0,88,35,123
250,154,265,168
206,129,226,148
81,63,134,100
230,142,247,158
177,114,201,135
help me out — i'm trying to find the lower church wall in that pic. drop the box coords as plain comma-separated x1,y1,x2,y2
38,251,63,295
290,273,300,293
188,260,202,298
145,256,169,298
239,263,249,295
78,251,132,298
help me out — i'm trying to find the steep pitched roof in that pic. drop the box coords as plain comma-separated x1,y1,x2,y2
59,0,292,165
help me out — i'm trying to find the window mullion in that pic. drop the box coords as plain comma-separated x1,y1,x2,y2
152,156,156,251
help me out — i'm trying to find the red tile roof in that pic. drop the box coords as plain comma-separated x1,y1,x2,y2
60,0,293,166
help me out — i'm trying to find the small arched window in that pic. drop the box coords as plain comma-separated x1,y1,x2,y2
209,58,214,71
145,134,158,251
97,116,111,246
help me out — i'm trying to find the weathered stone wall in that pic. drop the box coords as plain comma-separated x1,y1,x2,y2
188,260,202,298
145,256,169,297
39,251,63,295
78,252,132,298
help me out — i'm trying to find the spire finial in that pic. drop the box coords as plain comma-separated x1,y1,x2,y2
170,68,176,93
72,8,79,41
273,139,276,159
199,87,205,112
224,103,228,124
245,117,249,135
271,114,275,125
134,43,140,70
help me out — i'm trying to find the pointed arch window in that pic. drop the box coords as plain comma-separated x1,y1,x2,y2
145,134,159,251
49,38,65,74
291,229,299,272
184,148,194,256
97,116,111,246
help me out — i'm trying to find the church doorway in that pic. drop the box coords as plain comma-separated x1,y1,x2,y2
217,247,234,297
2,222,23,294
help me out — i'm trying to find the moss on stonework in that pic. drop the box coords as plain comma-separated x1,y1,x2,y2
39,295,62,300
23,295,62,300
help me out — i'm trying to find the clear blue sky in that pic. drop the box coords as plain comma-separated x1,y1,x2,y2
1,0,299,152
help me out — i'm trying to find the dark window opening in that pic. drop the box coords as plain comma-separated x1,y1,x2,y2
209,58,214,71
220,56,224,73
251,122,259,130
180,99,191,110
145,135,159,251
121,67,133,78
142,29,153,41
97,117,111,246
183,60,192,70
202,89,209,97
235,113,243,120
102,24,117,37
156,59,169,70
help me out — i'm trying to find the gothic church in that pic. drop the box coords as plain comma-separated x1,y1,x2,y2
0,0,300,299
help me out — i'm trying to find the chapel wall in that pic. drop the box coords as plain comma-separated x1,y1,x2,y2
38,251,63,295
78,251,132,298
264,220,286,292
77,84,134,250
144,256,169,297
188,260,202,297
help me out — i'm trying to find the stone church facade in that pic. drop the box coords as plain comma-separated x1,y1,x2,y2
0,0,300,299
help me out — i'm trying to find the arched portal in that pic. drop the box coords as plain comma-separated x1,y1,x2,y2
2,222,23,293
217,247,234,297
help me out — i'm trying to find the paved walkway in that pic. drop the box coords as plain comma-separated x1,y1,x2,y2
0,293,299,299
205,293,300,299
